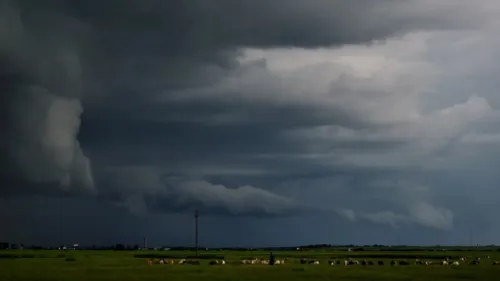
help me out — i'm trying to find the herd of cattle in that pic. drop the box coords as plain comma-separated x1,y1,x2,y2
148,255,500,266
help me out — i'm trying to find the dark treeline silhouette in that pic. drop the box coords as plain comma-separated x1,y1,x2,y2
1,242,500,252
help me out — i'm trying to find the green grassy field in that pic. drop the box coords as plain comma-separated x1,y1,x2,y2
2,249,500,281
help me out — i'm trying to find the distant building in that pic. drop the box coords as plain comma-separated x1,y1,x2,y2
0,242,9,249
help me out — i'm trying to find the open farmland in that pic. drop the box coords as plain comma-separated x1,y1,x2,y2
2,248,500,281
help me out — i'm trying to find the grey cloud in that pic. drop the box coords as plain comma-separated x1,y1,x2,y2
1,0,492,195
282,95,495,171
97,167,306,218
0,2,94,195
340,204,453,231
337,209,357,222
287,176,456,231
459,133,500,144
2,0,500,246
408,202,454,231
360,211,409,228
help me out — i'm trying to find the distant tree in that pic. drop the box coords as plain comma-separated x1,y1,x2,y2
30,245,43,250
115,244,125,251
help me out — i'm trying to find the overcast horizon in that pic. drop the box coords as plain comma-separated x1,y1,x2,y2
2,0,500,247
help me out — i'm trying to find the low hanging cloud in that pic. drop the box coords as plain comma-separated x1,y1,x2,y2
99,167,305,217
360,211,409,228
332,179,454,231
338,203,453,231
408,202,454,231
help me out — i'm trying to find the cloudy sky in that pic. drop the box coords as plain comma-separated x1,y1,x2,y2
2,0,500,247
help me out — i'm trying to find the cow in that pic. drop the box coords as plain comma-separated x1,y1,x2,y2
452,261,459,266
471,260,480,265
440,260,448,266
390,260,396,266
361,260,367,266
492,261,499,265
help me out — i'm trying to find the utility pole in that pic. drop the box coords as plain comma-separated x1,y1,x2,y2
194,209,199,257
469,228,473,247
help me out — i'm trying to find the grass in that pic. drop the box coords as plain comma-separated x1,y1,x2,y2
1,249,500,281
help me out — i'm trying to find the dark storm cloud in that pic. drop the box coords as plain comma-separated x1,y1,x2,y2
1,0,446,194
2,0,500,246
